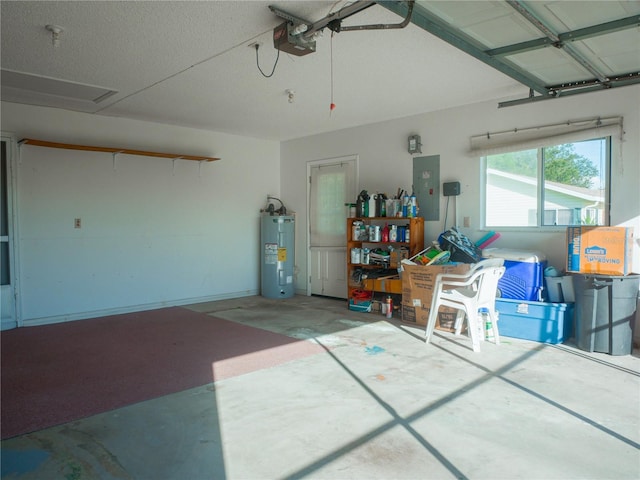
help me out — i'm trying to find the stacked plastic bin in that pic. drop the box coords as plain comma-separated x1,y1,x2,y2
483,248,573,344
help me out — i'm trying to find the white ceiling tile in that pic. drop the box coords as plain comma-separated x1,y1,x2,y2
461,12,541,48
543,0,640,30
508,48,592,84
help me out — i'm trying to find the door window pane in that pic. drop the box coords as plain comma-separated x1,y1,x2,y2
309,160,356,247
316,170,346,237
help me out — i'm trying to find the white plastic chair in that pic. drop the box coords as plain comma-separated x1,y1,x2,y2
425,258,505,352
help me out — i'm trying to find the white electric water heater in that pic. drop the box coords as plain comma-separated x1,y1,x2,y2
260,213,295,298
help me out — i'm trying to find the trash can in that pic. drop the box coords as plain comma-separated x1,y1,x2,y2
572,274,640,355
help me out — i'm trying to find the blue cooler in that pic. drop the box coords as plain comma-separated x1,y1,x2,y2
483,248,547,301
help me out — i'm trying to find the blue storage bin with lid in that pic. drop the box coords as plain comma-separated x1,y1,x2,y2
483,248,547,301
495,298,573,344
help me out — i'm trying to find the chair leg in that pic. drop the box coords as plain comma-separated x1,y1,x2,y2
453,310,465,336
489,309,500,345
425,300,440,345
466,310,481,352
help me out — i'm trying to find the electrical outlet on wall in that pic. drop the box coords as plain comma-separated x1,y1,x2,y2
74,218,82,228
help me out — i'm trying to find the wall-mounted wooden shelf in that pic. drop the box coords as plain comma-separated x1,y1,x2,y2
19,138,220,162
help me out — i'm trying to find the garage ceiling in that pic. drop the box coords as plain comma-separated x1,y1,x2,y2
1,1,638,141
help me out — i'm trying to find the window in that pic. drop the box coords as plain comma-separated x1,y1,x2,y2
472,116,621,229
483,137,610,228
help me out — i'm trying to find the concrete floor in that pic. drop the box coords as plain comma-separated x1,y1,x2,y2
2,294,639,480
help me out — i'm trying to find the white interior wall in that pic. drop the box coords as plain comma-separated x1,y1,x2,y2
281,86,640,291
1,102,280,325
2,86,639,330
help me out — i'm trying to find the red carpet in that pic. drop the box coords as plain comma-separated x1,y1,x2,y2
0,307,324,439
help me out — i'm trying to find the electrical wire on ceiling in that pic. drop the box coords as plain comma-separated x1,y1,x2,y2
94,26,275,114
255,42,280,78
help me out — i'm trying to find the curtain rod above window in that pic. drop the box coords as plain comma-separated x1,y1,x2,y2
469,116,623,157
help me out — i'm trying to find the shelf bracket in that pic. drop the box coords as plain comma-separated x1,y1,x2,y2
17,139,25,165
112,151,123,171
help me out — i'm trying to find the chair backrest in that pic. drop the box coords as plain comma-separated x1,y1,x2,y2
433,258,505,296
475,265,506,307
470,257,504,272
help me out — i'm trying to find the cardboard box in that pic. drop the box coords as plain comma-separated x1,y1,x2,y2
401,304,463,331
389,249,408,268
496,299,573,344
401,263,471,328
566,226,633,276
362,276,402,294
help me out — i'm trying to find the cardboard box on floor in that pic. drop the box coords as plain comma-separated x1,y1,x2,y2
401,263,471,331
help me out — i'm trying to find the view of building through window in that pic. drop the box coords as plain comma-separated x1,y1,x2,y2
484,138,609,227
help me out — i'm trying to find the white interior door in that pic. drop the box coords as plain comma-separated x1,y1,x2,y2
310,246,348,298
308,156,357,298
1,137,17,330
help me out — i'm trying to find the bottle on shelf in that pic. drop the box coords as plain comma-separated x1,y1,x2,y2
369,224,381,242
362,248,370,265
352,220,363,240
410,191,417,218
389,224,398,242
381,223,389,242
368,196,376,218
375,193,387,217
356,190,370,217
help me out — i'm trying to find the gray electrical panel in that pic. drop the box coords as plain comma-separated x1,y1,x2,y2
413,155,440,221
260,213,295,299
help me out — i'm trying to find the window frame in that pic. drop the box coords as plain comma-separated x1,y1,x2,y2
480,136,611,231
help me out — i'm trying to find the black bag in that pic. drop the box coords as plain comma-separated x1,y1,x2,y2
439,228,482,263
